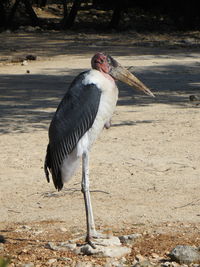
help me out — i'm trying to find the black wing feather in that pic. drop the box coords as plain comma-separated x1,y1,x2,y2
44,71,101,191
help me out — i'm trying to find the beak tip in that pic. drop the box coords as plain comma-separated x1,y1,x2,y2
150,92,155,97
145,89,155,97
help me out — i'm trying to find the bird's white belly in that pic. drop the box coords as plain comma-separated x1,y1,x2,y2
88,85,118,147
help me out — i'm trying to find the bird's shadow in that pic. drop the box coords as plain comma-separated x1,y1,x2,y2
111,119,157,127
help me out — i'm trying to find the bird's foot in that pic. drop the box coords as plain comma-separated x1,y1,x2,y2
86,230,111,248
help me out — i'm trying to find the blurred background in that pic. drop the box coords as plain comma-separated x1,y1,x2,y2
0,0,199,32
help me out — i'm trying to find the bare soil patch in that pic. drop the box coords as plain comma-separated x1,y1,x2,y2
0,31,200,266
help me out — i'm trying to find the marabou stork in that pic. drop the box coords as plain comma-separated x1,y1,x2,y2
44,52,154,247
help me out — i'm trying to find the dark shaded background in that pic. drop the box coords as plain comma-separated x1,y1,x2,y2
0,0,200,31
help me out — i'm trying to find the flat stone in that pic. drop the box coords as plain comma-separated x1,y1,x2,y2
21,60,28,66
78,243,131,258
169,245,200,264
47,258,57,264
94,236,121,246
22,263,34,267
45,241,77,251
59,242,77,250
45,242,59,251
59,227,67,232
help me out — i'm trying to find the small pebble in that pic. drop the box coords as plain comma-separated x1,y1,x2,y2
135,254,146,262
22,263,34,267
59,227,67,232
189,95,199,101
47,258,57,264
45,242,59,251
21,60,28,66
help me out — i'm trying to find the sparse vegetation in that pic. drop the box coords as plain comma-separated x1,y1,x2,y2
0,258,10,267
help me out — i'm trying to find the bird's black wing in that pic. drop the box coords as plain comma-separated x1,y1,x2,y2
44,71,101,191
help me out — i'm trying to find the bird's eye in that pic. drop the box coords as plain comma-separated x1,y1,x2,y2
107,57,111,64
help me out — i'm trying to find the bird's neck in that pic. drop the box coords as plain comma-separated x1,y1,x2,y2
99,69,115,84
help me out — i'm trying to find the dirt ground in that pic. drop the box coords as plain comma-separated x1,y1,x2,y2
0,30,200,266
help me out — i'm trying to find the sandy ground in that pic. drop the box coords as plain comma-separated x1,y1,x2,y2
0,31,200,265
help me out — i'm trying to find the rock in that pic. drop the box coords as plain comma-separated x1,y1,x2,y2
59,242,77,250
0,243,4,251
46,236,131,258
47,258,57,264
77,243,131,258
0,235,5,243
45,242,60,251
151,253,160,259
59,227,68,232
25,26,38,32
189,95,200,101
22,263,34,267
119,233,142,244
169,245,200,264
95,236,121,246
45,241,76,251
26,55,37,61
135,254,146,262
21,60,28,66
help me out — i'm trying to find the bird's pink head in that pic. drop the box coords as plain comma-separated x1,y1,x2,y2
91,52,112,73
91,52,154,97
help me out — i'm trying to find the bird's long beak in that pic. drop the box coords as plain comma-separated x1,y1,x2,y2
109,63,154,97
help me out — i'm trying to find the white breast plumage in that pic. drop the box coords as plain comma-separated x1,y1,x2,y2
83,69,119,148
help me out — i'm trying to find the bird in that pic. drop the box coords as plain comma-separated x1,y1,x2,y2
44,52,154,248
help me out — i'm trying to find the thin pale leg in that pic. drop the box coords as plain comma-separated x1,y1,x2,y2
82,152,98,247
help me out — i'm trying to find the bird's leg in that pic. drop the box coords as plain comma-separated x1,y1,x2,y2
82,152,97,247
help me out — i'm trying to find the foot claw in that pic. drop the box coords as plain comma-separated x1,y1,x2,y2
87,240,96,249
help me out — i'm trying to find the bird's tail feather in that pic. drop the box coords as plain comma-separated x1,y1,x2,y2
44,144,64,191
44,144,50,183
